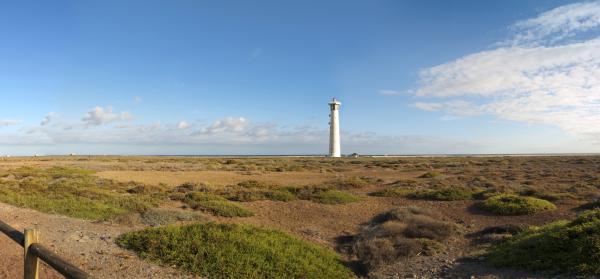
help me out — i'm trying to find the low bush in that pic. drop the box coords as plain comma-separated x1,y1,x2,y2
285,185,360,204
172,182,211,193
479,194,556,215
173,181,358,205
0,167,161,220
140,209,205,227
220,188,297,202
117,222,353,278
183,192,253,217
236,180,270,189
370,187,414,197
409,187,474,201
329,177,373,189
352,206,455,273
519,188,577,202
264,189,297,201
487,209,600,275
312,190,360,204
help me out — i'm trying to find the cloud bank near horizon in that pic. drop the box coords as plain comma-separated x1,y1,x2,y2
412,1,600,143
0,105,481,155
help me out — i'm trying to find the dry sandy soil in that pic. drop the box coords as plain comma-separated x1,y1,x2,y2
0,156,597,278
0,202,187,279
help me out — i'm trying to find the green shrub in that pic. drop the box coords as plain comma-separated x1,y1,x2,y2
479,194,556,215
173,182,211,193
265,189,297,202
312,190,360,204
221,189,269,202
285,185,360,204
487,209,600,275
140,209,205,227
116,223,353,278
0,167,160,220
183,192,253,217
370,187,414,197
519,188,577,202
409,187,474,201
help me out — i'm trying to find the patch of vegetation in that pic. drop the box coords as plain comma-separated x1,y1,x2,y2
409,187,475,201
140,209,206,227
311,190,360,204
285,185,360,204
329,176,376,189
576,199,600,211
418,171,441,178
220,184,297,203
171,180,359,205
471,225,524,244
172,182,211,193
183,192,254,217
487,209,600,275
370,187,414,197
0,166,162,220
519,188,577,202
351,206,455,273
479,194,556,215
116,222,353,278
235,180,270,189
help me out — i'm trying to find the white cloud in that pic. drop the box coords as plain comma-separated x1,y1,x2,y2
0,119,19,126
134,96,142,103
198,117,248,135
40,112,56,126
82,107,133,127
412,1,600,142
510,1,600,45
177,121,190,129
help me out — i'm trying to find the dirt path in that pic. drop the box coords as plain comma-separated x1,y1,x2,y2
0,203,189,279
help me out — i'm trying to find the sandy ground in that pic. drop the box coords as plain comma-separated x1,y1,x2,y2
0,203,188,279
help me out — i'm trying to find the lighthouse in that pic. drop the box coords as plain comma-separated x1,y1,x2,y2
328,98,341,157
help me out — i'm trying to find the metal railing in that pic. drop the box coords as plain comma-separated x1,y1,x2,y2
0,220,92,279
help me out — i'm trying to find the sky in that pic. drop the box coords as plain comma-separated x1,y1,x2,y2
1,0,600,155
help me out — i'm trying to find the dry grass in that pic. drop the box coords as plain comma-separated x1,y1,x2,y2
351,206,456,273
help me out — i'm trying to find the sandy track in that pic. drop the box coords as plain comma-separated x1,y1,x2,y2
0,203,188,279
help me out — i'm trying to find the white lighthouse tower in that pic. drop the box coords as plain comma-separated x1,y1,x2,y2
328,98,341,158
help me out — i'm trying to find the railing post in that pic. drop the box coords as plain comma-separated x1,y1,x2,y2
24,228,39,279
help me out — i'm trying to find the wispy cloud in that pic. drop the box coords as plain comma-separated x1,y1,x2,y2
509,1,600,46
177,121,190,130
412,1,600,142
0,119,19,126
40,112,56,126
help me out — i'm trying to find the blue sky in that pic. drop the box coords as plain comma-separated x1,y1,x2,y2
1,0,599,155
